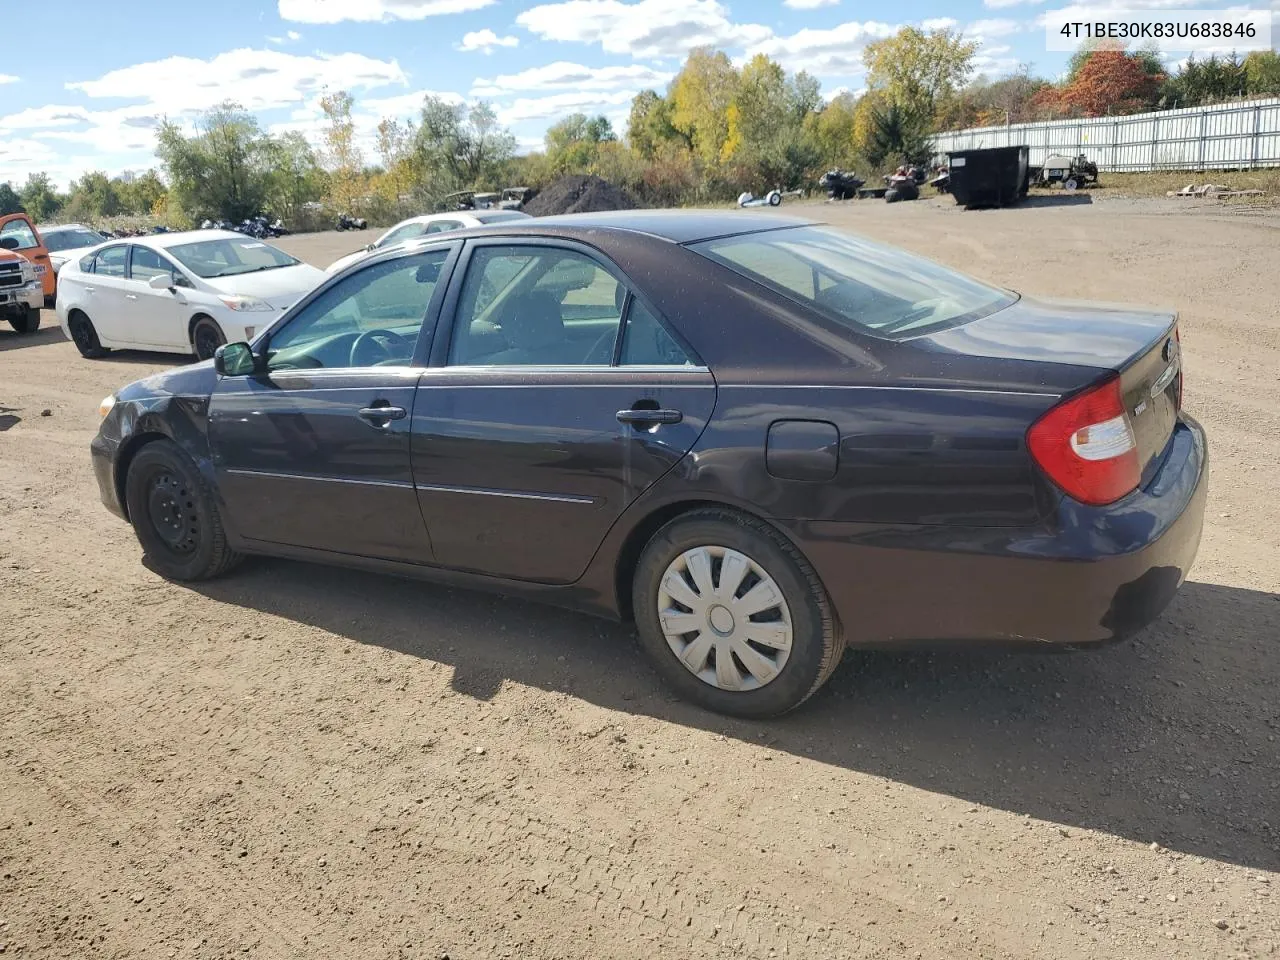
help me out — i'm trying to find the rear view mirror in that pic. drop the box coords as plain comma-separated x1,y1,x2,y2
214,341,259,377
148,273,173,291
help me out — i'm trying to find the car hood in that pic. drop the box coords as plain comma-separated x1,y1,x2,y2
202,262,326,310
118,359,218,402
48,245,98,268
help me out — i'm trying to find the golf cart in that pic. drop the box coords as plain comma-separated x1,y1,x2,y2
499,187,534,210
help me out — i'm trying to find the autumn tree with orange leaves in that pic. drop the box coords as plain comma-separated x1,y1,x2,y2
1038,50,1165,118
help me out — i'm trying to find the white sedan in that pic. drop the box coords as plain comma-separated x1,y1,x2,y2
325,209,531,273
56,230,325,361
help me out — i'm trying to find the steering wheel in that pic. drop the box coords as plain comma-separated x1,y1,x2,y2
349,329,412,367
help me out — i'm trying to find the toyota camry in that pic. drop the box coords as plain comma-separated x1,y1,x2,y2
89,211,1207,717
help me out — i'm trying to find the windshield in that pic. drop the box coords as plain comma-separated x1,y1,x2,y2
690,226,1015,340
166,237,300,279
44,227,106,252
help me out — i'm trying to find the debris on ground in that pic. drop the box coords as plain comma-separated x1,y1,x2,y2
523,175,636,216
1168,183,1266,199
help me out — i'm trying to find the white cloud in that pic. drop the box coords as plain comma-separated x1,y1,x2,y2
472,61,672,96
362,88,466,117
459,29,521,53
67,48,408,115
0,74,18,85
498,89,639,123
267,29,304,43
983,0,1046,9
965,17,1023,37
279,0,495,22
784,0,839,9
516,0,772,59
921,17,959,29
744,19,900,76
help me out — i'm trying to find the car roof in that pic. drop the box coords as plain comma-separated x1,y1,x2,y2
456,209,817,244
136,229,258,249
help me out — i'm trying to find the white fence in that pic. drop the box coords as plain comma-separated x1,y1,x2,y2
931,98,1280,171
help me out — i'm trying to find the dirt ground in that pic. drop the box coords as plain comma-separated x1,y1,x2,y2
1,195,1278,960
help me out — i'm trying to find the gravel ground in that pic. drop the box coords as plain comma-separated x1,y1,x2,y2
1,195,1277,959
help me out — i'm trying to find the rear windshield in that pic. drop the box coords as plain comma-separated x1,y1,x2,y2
689,226,1015,340
166,237,299,279
44,227,106,252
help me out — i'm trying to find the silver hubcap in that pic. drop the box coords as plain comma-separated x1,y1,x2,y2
657,545,793,692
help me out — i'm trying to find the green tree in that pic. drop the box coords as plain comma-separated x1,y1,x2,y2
0,183,23,216
721,54,821,188
414,97,516,194
545,113,616,172
18,172,61,222
805,92,859,166
863,27,979,126
1244,50,1280,96
627,90,685,159
865,103,931,167
262,131,325,223
116,169,167,216
156,103,273,221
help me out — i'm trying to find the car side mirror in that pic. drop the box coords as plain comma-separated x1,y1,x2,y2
366,242,376,252
148,273,174,291
0,237,17,250
214,341,260,377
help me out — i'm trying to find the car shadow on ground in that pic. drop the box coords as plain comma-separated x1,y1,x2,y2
0,324,63,353
187,563,1280,873
97,350,195,367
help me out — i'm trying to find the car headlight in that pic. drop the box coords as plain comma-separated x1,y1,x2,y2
218,295,274,312
19,260,36,282
98,394,116,419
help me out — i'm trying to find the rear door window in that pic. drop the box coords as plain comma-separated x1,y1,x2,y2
94,245,128,278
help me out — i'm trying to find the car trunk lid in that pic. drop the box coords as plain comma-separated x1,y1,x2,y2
913,296,1181,479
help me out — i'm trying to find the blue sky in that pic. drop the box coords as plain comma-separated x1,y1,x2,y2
2,0,1276,188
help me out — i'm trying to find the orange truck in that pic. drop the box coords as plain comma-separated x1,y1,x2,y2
0,210,56,305
0,212,47,334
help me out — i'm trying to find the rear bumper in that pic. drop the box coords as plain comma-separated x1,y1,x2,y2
782,415,1208,648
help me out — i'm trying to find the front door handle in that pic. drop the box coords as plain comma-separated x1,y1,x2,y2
125,293,138,300
84,286,95,294
358,404,407,425
617,408,683,426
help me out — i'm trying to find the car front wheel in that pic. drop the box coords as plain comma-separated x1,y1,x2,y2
192,317,226,361
632,508,845,718
124,439,241,581
7,305,39,334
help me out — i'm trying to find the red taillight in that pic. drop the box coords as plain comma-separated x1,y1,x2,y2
1027,375,1140,506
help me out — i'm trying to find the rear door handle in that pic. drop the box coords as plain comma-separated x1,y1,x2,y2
617,408,683,426
125,294,138,300
358,405,407,424
84,286,95,294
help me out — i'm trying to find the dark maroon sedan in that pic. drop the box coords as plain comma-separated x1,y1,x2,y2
90,211,1206,717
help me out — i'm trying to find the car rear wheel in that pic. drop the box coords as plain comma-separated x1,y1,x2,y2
192,317,226,361
124,439,241,581
8,305,40,334
632,508,845,718
68,311,108,358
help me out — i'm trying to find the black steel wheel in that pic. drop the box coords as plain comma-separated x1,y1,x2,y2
192,317,226,361
68,311,108,358
124,439,241,581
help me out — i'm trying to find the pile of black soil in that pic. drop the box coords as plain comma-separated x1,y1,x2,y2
523,175,637,216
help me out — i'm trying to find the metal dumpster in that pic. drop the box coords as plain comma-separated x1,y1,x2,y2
947,146,1030,209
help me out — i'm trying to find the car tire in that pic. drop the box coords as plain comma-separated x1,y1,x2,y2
124,439,242,581
632,508,845,718
8,305,40,334
191,316,226,361
68,311,108,358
